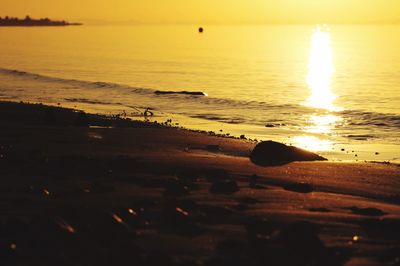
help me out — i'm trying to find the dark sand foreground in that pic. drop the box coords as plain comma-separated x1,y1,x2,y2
0,101,399,266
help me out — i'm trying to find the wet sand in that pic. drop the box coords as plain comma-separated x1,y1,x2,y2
0,101,399,266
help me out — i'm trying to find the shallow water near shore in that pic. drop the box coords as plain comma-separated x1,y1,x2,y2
0,24,399,162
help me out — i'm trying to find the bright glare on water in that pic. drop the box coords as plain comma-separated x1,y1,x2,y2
306,26,337,111
294,26,341,152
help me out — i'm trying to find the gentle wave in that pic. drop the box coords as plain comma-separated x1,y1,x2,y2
0,68,151,94
340,110,400,129
0,67,302,110
1,67,399,132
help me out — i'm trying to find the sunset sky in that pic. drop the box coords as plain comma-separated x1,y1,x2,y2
1,0,400,24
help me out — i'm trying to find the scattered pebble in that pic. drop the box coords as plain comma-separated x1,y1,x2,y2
176,207,189,216
128,208,137,215
43,189,50,196
111,213,124,224
56,219,76,234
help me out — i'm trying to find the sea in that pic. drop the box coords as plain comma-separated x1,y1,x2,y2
0,24,399,162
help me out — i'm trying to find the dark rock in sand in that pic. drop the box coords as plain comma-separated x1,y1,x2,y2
348,207,387,217
283,182,314,193
250,141,327,166
210,179,239,194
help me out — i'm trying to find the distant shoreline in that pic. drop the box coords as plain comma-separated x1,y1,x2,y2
0,16,82,27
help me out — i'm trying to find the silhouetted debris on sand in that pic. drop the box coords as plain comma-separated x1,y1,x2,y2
0,101,161,128
250,141,327,166
283,182,314,193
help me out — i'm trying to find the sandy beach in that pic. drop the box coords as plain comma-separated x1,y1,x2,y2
0,101,399,266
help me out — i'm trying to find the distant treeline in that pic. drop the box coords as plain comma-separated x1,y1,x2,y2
0,16,82,26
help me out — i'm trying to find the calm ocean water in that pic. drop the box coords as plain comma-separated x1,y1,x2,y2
0,25,399,162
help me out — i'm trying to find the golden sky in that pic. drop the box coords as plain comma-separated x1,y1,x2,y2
1,0,400,24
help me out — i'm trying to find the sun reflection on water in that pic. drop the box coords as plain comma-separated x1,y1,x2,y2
306,26,336,111
292,136,334,152
305,114,342,134
294,26,342,152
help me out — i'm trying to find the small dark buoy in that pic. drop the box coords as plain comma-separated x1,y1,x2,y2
198,27,204,33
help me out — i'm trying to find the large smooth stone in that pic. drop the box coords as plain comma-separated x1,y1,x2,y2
250,141,327,166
